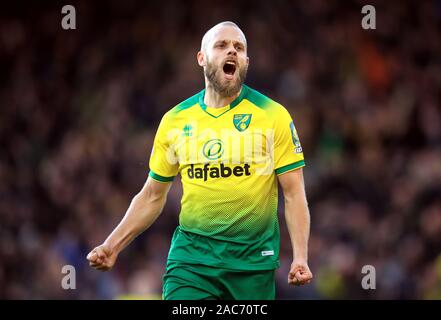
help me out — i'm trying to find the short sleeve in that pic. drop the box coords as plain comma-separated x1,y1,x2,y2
148,113,179,182
273,107,305,175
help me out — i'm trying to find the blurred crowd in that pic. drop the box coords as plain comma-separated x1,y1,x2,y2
0,0,440,299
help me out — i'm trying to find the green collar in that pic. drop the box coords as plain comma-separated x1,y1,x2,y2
199,84,249,118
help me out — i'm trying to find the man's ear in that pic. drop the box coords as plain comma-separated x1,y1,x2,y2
197,51,206,67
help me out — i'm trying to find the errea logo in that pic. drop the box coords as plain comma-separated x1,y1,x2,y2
182,124,193,137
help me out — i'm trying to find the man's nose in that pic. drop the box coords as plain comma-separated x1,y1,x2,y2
227,45,237,56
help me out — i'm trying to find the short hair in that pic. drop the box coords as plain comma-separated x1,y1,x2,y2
200,21,247,53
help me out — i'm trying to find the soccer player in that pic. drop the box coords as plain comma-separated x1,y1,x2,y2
87,21,313,300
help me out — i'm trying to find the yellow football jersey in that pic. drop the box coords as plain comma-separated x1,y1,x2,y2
149,84,304,270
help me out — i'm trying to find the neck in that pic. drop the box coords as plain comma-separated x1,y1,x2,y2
204,81,242,108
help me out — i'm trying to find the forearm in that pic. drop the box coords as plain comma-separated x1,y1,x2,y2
104,187,167,255
284,192,310,262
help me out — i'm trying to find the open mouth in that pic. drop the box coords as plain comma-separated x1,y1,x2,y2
223,61,237,77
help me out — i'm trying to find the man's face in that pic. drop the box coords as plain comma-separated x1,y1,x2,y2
199,26,249,98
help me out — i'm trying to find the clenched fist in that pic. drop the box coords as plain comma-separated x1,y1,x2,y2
87,243,118,271
288,260,313,286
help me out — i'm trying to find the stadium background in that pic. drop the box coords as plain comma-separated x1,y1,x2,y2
0,0,440,299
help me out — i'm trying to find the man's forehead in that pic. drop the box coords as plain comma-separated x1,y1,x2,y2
203,25,247,50
209,26,246,44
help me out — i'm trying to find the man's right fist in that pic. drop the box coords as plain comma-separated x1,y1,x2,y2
87,243,118,271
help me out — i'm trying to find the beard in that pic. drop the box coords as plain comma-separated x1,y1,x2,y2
204,59,248,98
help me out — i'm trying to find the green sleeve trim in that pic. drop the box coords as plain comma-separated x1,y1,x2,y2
149,170,175,182
275,160,305,175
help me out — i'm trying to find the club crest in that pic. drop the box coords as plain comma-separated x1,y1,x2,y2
233,114,252,132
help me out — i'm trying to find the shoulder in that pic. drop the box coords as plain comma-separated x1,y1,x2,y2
157,89,203,127
168,90,203,116
244,85,291,118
